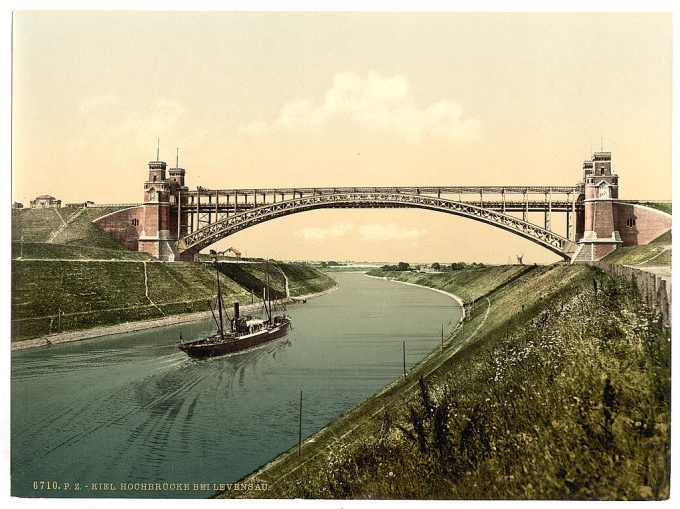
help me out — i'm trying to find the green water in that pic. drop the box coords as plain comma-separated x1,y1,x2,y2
11,272,461,498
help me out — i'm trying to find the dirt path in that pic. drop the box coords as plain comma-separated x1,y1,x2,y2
142,261,165,315
272,262,291,298
47,207,85,243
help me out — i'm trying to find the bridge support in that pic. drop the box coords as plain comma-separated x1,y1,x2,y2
571,152,671,262
572,153,622,262
136,156,188,261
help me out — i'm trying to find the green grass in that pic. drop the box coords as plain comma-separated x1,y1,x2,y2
278,263,337,296
602,231,671,267
11,260,336,342
367,265,529,303
12,207,128,249
12,261,151,340
223,264,670,500
220,262,288,300
634,202,672,215
649,231,671,244
11,242,153,260
12,208,81,242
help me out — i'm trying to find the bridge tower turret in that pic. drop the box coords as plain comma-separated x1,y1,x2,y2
138,145,183,261
168,149,189,240
575,151,622,260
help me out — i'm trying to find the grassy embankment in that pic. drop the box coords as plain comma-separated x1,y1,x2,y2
601,231,671,267
632,201,672,215
11,208,336,342
11,261,335,343
224,264,669,500
12,207,130,248
12,242,153,261
12,206,152,260
278,263,338,295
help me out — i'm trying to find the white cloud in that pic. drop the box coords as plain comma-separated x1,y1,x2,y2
297,223,353,241
358,223,427,241
239,71,479,142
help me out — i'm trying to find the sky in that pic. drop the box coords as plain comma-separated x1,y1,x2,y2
11,11,673,264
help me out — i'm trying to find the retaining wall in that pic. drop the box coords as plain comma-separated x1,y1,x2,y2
590,262,671,327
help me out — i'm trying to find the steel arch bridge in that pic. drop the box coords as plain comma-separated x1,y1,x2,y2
177,189,579,260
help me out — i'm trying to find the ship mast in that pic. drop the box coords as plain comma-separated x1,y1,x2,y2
214,259,225,340
266,261,273,322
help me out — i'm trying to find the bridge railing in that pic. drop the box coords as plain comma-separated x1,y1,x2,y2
190,185,584,195
87,203,143,208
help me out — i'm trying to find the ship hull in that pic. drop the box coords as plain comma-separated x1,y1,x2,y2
178,319,291,359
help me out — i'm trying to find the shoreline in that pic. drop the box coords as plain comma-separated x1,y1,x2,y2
11,285,338,352
363,273,465,326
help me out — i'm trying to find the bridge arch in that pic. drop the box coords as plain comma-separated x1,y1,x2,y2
178,192,577,260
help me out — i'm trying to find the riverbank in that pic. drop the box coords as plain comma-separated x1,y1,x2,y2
223,263,670,500
364,273,465,323
11,285,338,352
12,259,336,345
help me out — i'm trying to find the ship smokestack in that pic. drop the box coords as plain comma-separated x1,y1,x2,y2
234,302,240,321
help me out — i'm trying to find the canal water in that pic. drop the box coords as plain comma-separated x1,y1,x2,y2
11,272,461,498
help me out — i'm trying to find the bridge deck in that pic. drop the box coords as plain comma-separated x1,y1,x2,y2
190,185,583,195
182,200,582,213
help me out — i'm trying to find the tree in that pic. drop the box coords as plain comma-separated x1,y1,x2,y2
397,262,410,271
431,262,441,271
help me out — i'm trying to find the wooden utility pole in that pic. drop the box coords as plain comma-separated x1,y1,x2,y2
297,390,303,458
402,341,406,381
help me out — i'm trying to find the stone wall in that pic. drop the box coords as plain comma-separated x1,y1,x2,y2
590,262,671,327
613,202,672,247
93,206,144,251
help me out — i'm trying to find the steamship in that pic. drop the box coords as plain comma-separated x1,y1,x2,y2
178,261,292,359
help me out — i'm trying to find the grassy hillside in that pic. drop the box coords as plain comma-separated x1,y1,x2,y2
11,242,153,260
216,262,288,300
224,265,669,500
11,260,336,342
12,206,128,249
278,263,337,295
367,265,529,303
602,231,671,267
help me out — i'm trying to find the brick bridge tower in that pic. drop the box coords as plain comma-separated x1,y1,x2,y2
137,145,188,261
574,151,622,260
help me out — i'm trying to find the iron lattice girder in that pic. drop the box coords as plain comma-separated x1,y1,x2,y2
183,200,582,213
181,192,577,258
189,185,583,196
